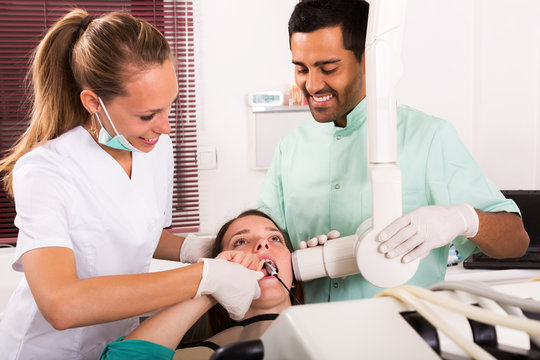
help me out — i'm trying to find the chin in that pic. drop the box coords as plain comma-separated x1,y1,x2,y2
310,108,336,123
254,287,288,306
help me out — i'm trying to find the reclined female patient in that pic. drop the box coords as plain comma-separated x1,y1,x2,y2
100,209,302,360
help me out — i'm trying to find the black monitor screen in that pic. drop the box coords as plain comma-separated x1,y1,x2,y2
502,190,540,247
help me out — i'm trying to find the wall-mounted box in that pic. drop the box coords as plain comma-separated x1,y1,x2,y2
248,105,311,170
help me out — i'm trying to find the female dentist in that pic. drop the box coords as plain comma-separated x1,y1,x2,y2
0,9,262,360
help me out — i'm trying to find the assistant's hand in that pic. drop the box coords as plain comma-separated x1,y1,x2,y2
298,230,341,249
378,204,479,263
195,258,263,321
180,233,215,263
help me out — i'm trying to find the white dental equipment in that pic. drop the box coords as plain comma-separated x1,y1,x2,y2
291,0,419,288
258,280,540,360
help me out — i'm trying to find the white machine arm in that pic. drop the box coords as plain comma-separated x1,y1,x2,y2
291,0,419,288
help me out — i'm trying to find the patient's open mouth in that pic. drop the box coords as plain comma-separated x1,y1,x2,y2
261,258,301,305
263,259,278,276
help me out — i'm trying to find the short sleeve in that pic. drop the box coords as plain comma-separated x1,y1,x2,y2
425,121,519,257
12,152,75,271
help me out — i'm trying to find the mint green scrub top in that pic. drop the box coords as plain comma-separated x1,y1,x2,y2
256,99,519,302
100,336,174,360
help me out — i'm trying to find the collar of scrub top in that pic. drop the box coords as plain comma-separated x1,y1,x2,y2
307,97,367,135
341,97,367,133
328,98,366,136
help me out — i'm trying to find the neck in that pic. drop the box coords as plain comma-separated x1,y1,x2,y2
335,96,366,128
334,116,347,128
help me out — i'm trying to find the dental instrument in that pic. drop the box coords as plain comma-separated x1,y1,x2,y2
263,260,301,305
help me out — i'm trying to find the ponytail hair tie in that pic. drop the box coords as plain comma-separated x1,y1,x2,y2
80,15,95,30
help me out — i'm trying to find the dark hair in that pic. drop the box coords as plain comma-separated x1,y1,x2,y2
207,209,303,336
288,0,369,62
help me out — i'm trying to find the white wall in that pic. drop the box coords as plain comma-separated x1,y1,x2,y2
472,0,540,190
400,0,540,190
399,0,476,147
196,0,298,233
196,0,540,234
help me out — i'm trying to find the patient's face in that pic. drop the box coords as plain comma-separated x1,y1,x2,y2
221,215,293,314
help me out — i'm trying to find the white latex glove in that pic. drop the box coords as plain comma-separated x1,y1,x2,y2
298,230,341,249
180,233,215,264
378,204,479,263
195,258,264,321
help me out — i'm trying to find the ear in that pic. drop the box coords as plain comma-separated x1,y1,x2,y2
360,52,366,76
80,90,100,114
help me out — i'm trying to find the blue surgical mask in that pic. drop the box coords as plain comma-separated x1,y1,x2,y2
94,97,142,152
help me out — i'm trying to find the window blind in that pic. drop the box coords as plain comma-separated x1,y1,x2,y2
0,0,200,243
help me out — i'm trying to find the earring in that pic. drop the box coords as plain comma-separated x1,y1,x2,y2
89,113,99,139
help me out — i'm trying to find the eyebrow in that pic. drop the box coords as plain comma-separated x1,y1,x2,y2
292,59,342,67
230,229,249,238
229,227,281,239
141,92,180,114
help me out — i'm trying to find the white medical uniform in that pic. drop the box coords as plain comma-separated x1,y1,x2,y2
0,126,173,360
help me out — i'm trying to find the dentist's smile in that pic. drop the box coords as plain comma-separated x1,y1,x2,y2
310,93,334,106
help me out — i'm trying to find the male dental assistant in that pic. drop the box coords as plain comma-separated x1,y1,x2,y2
256,0,529,302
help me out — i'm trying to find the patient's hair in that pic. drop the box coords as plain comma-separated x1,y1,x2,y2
207,209,303,336
288,0,369,63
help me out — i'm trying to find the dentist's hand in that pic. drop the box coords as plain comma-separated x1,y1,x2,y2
299,230,341,249
216,250,264,272
180,233,215,263
378,204,479,263
195,258,263,321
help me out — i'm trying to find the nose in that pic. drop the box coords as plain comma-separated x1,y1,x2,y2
155,113,171,135
305,70,324,95
254,238,270,252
